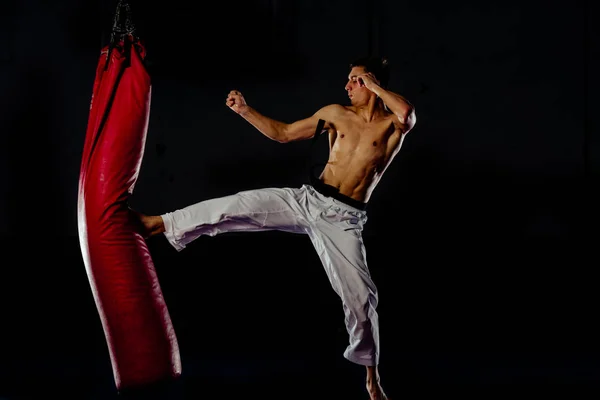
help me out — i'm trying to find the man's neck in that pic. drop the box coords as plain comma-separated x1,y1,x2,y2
356,97,385,122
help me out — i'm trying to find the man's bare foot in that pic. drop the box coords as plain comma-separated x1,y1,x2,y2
366,379,388,400
130,209,165,238
366,366,388,400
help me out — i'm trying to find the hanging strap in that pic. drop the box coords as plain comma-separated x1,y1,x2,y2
104,0,137,70
311,119,326,148
308,119,327,186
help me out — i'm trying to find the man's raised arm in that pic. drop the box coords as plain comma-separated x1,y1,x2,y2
226,90,340,143
356,75,416,132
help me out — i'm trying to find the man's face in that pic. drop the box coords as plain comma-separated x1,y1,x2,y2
345,66,371,105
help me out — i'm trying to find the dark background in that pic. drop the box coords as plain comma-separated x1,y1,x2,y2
1,0,599,398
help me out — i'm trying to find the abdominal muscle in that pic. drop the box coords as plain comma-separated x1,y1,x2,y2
319,142,387,203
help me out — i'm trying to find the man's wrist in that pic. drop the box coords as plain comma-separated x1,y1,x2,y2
370,84,384,97
239,105,252,117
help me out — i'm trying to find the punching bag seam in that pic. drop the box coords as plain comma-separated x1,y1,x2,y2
83,45,129,179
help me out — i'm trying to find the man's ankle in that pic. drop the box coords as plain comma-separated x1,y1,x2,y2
154,216,165,234
366,365,379,381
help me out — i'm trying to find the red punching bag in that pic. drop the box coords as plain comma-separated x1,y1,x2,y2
77,2,181,390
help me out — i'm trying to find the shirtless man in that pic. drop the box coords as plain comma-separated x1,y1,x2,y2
137,56,416,399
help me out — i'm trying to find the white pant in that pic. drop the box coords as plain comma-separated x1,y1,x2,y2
161,184,380,366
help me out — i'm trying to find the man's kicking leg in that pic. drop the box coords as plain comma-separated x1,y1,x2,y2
134,187,310,249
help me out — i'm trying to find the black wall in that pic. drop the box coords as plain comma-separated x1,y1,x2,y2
1,0,599,398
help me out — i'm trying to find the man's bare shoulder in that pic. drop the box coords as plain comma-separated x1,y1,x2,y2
316,103,352,118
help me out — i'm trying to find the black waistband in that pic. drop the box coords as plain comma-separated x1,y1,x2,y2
310,179,368,211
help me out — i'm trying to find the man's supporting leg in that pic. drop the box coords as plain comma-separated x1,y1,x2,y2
307,210,387,399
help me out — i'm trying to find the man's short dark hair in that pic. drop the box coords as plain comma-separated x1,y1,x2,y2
350,56,390,89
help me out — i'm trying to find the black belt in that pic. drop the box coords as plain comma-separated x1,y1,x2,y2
310,179,368,211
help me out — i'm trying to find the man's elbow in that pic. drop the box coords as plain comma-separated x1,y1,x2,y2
275,132,290,143
398,107,416,132
276,134,309,143
274,125,291,143
277,126,311,143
